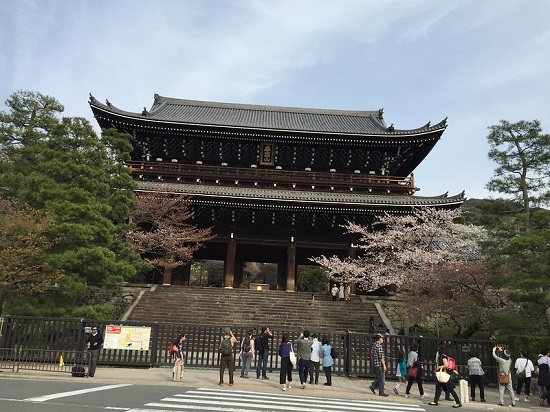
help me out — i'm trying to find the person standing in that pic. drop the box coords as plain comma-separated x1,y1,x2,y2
309,333,321,384
467,350,485,402
331,284,339,301
345,284,351,301
492,346,515,407
297,330,313,389
404,342,424,399
218,328,237,386
338,284,345,301
172,334,187,380
429,343,462,407
239,329,254,379
514,350,534,403
320,336,334,386
538,348,550,407
278,335,293,391
256,326,272,380
86,325,104,377
369,334,389,396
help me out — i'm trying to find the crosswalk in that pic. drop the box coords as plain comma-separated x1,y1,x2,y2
127,388,427,412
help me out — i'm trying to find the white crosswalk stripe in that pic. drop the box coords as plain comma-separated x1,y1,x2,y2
127,388,427,412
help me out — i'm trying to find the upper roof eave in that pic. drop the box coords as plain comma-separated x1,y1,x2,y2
89,94,447,138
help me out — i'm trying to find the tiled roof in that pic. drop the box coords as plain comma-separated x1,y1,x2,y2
136,181,465,210
89,94,447,136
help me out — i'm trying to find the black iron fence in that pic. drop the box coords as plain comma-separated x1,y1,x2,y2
0,347,90,375
0,316,498,382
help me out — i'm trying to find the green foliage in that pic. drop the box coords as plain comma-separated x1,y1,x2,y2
0,90,145,316
297,266,329,293
505,335,550,361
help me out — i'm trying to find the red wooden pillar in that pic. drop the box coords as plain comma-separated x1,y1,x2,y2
286,236,296,291
182,262,191,286
223,234,236,288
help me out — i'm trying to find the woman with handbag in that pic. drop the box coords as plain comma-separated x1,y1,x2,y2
429,343,462,407
404,343,424,399
492,346,515,407
514,351,534,403
278,335,293,391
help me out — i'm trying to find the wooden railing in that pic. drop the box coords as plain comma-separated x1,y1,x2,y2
127,161,417,195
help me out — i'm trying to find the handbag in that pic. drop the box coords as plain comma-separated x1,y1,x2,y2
435,366,450,383
515,359,527,380
289,343,297,366
407,366,418,379
498,373,509,384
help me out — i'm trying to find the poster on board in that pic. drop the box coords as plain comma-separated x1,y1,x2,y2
103,325,151,350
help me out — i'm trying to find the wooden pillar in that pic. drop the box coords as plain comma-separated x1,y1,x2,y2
286,236,296,292
223,234,236,288
182,262,191,286
162,267,173,285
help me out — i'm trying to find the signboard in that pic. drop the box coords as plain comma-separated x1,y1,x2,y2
103,325,151,351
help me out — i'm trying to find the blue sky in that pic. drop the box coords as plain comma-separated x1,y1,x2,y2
1,0,549,200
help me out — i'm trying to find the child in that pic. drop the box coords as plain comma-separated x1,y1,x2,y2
394,349,407,394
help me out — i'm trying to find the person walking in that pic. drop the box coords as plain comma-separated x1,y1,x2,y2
256,326,273,380
278,335,294,391
404,342,424,399
429,343,462,408
218,328,236,386
369,333,389,396
239,329,254,379
309,333,321,384
86,325,104,377
394,349,407,394
492,346,515,407
338,284,345,301
467,350,485,402
297,330,313,389
320,336,334,386
172,333,187,380
514,350,534,403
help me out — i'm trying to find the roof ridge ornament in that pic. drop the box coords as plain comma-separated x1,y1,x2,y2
387,123,394,132
88,92,96,104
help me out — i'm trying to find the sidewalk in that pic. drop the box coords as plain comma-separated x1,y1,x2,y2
0,367,539,410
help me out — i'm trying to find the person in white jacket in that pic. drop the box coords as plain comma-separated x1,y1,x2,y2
514,351,535,403
309,333,322,384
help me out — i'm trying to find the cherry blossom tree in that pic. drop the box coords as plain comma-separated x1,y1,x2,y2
124,192,214,271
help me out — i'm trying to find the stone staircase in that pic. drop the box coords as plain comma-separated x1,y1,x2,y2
126,286,387,333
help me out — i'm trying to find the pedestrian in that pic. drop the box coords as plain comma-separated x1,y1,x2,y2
256,326,273,380
172,334,187,380
345,284,351,301
218,328,236,386
466,350,485,402
86,325,104,377
429,343,462,408
331,284,338,301
394,349,407,394
404,342,424,399
320,336,334,386
514,350,534,403
338,284,345,301
368,316,375,334
368,333,389,396
492,346,515,407
278,335,293,391
239,329,255,379
297,330,313,389
309,333,321,385
538,348,550,406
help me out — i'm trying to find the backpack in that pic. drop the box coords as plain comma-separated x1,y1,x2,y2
242,336,252,353
168,342,176,355
330,346,338,359
254,334,264,353
446,356,456,370
219,338,233,356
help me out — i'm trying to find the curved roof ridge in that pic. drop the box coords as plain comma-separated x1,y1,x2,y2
152,94,383,118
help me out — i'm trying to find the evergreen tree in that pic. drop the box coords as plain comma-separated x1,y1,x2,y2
0,90,144,317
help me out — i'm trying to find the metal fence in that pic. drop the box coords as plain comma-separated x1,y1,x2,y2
0,316,498,382
0,347,90,375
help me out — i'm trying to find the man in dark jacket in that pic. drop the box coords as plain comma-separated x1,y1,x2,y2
256,326,272,379
86,325,104,377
